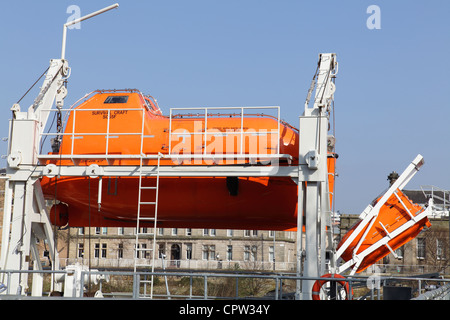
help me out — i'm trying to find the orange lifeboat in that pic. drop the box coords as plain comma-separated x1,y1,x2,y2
337,189,431,273
40,89,337,230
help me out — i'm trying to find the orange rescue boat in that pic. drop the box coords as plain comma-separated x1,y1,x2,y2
337,187,431,273
40,89,337,230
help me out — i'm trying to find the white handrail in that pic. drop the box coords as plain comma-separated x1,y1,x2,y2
168,106,281,157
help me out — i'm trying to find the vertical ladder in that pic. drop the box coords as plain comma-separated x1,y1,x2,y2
133,153,162,298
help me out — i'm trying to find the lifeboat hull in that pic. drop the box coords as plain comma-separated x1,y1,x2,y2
42,176,299,230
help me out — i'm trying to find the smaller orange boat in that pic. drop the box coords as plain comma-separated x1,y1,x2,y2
336,173,431,274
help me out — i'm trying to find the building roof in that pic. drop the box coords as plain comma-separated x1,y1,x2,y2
404,189,449,207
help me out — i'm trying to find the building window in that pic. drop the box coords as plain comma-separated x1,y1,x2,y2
186,228,192,236
269,231,275,238
118,227,124,235
227,230,233,237
417,238,426,260
158,228,164,236
135,244,141,259
118,243,123,259
269,246,274,262
94,243,100,258
202,245,216,260
227,245,233,261
395,246,404,259
77,243,84,258
102,227,107,235
78,228,84,235
210,245,216,260
244,246,250,261
95,227,101,235
203,229,216,236
158,244,166,259
203,245,209,260
172,228,178,236
437,239,445,260
251,245,257,261
141,243,148,259
243,230,258,237
101,243,107,258
186,244,192,260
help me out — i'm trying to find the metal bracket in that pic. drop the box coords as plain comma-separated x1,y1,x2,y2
43,163,59,178
86,164,104,178
305,149,320,170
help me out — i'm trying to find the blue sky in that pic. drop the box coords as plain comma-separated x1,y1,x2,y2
1,1,450,215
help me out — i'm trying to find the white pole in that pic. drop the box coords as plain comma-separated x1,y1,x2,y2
61,3,119,59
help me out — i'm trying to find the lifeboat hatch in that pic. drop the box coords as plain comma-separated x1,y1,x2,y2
104,95,129,104
107,177,118,195
226,177,239,196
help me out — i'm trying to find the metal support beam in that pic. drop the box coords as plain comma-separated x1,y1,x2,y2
296,53,337,300
7,163,300,181
0,178,63,295
302,182,320,299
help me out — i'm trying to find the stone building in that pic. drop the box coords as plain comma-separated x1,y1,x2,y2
61,227,297,271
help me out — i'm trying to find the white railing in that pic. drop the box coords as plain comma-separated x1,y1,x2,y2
39,107,150,161
168,106,281,158
421,185,450,217
38,105,292,164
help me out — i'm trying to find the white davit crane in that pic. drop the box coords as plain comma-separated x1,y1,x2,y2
296,53,338,299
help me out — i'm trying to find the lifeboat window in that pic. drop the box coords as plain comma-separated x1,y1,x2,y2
104,96,129,104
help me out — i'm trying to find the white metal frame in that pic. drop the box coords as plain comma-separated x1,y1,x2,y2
420,185,450,218
296,53,338,299
133,154,162,298
1,57,69,295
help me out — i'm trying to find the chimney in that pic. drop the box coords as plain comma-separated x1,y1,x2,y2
387,171,399,186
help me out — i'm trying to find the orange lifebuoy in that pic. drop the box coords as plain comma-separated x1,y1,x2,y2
311,273,351,300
